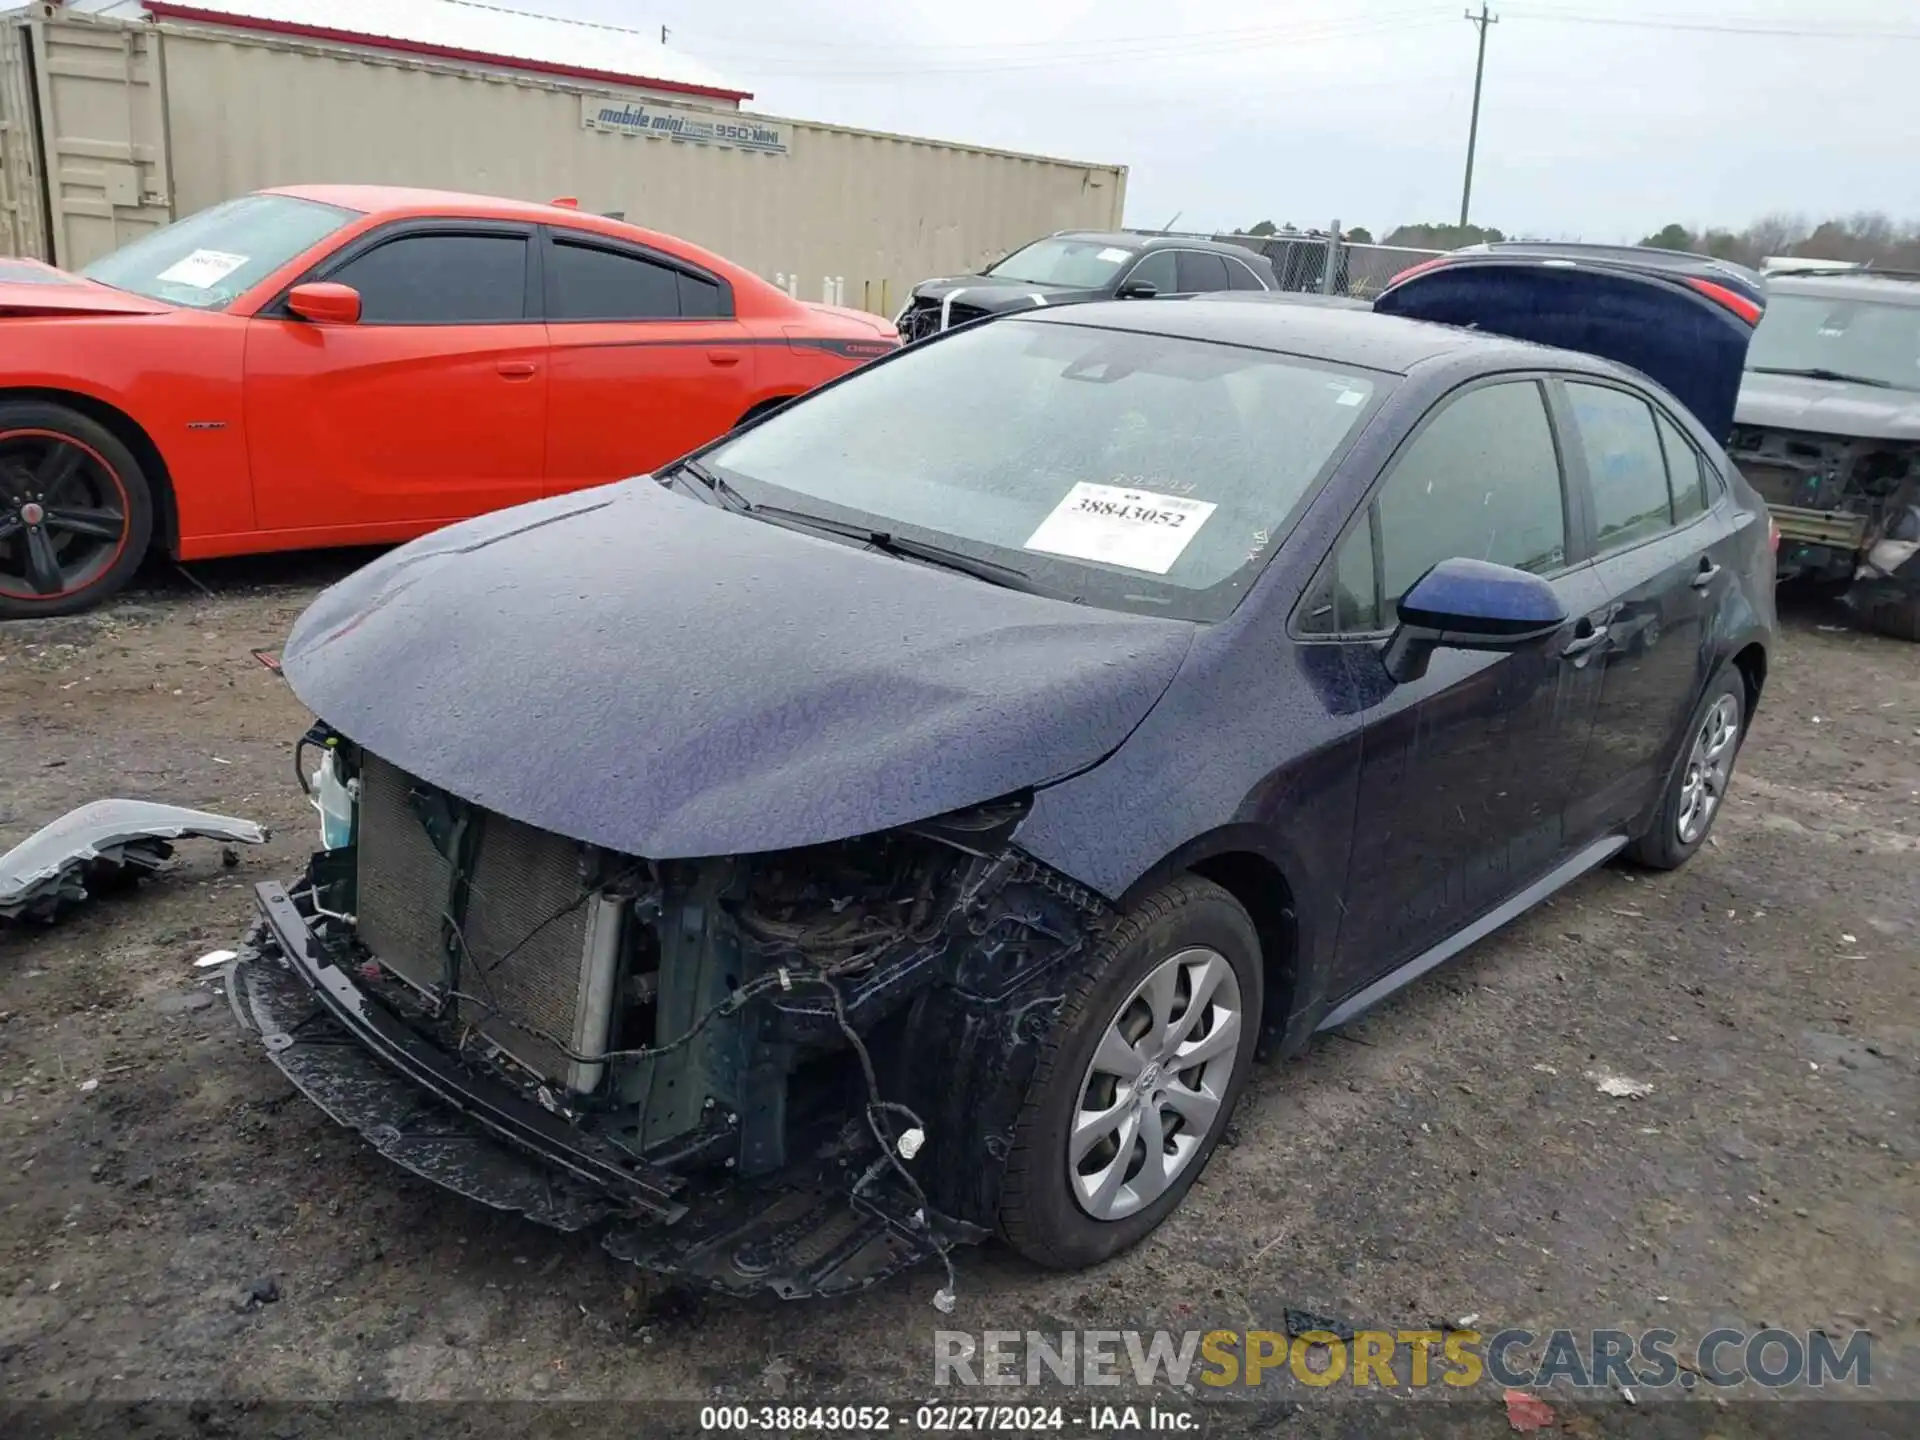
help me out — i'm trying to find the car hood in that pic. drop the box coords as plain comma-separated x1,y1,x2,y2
1735,369,1920,442
281,483,1196,859
1375,250,1763,440
909,273,1105,312
0,258,172,316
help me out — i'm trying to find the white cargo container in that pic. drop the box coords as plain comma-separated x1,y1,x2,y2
0,2,1127,310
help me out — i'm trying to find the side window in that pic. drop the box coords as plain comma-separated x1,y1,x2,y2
1655,411,1708,524
1375,381,1569,610
1124,250,1177,294
678,270,725,318
549,239,683,320
329,233,526,324
1176,251,1232,293
1225,258,1266,292
1566,382,1674,552
1300,519,1381,634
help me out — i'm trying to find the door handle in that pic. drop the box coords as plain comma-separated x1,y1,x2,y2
496,360,538,378
1561,622,1609,659
707,350,743,367
1691,559,1722,590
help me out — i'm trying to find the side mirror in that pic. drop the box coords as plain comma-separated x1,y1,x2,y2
1115,280,1160,300
286,282,362,325
1381,557,1567,684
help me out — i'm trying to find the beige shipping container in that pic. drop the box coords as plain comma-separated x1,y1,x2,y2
0,5,1127,311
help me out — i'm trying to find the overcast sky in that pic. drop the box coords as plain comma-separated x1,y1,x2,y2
527,0,1919,243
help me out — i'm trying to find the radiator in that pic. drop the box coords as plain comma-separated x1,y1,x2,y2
351,753,622,1092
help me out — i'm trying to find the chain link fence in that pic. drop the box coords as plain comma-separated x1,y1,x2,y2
1212,232,1444,300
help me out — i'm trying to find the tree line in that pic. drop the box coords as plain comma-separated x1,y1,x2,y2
1637,213,1920,270
1238,214,1919,268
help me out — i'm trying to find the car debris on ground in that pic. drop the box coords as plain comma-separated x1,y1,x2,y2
0,799,268,924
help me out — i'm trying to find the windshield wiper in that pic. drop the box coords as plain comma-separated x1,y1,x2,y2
662,456,754,512
1750,366,1899,390
746,503,1045,594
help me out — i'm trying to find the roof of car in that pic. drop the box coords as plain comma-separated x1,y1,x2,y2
1763,270,1920,306
1016,293,1566,376
265,184,774,293
270,183,595,224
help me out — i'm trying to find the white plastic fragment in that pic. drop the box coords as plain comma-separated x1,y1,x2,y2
1586,1070,1654,1099
194,949,239,969
79,1078,98,1093
932,1287,957,1314
897,1127,925,1160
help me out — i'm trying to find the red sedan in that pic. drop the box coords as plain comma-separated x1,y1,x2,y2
0,185,898,618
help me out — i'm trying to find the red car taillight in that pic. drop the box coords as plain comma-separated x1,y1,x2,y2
1684,276,1763,326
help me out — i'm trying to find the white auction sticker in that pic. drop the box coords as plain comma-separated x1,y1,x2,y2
155,248,249,289
1024,482,1217,575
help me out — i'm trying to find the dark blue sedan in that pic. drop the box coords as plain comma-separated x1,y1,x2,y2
235,246,1777,1293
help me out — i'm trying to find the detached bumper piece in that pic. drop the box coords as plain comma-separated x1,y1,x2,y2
235,882,980,1298
1,799,267,923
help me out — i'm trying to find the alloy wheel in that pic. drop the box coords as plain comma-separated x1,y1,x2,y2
1676,692,1741,845
0,430,131,601
1068,945,1242,1221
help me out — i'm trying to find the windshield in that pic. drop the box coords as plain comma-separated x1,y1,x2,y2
700,319,1383,621
81,193,358,310
1746,292,1920,392
986,237,1139,288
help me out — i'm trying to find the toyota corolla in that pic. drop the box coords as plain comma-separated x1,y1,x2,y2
229,246,1775,1299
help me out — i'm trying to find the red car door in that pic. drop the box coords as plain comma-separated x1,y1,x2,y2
245,223,547,533
540,228,755,495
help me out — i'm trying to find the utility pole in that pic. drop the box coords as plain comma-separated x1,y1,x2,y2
1459,3,1498,229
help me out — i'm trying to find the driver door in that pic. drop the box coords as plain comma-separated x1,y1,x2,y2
245,222,548,533
1313,378,1607,997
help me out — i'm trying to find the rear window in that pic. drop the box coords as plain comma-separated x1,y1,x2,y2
702,318,1385,621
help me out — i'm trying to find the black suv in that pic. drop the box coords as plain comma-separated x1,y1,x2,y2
895,230,1276,342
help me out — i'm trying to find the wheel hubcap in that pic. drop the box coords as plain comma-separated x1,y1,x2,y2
1068,945,1242,1222
0,432,128,600
1676,693,1741,845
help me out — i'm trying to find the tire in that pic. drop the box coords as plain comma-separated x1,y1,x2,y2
1625,670,1746,870
0,400,152,620
996,875,1262,1269
1859,597,1920,644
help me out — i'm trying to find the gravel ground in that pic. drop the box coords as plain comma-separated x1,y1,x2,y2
0,556,1915,1436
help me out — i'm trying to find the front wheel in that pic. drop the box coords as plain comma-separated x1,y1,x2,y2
0,401,153,620
1626,672,1746,870
995,876,1262,1270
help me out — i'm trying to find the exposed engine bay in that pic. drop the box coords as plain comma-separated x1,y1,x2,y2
1728,424,1920,614
229,732,1112,1299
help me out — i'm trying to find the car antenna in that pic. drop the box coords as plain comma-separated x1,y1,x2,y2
1159,211,1182,234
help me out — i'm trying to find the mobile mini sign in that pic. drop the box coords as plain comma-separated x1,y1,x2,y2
582,97,789,155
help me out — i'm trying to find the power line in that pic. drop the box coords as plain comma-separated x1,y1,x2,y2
686,12,1452,77
683,8,1443,56
1503,7,1920,41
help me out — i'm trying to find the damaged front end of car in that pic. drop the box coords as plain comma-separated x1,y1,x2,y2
1729,427,1920,632
229,734,1113,1299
